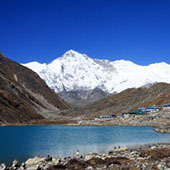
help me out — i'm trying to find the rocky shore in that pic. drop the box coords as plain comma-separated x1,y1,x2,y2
155,126,170,133
1,143,170,170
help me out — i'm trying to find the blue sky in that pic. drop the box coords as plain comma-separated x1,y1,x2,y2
1,0,170,65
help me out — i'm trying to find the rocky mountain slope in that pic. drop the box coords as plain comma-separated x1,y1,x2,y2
58,88,109,107
23,50,170,94
0,53,70,124
66,83,170,118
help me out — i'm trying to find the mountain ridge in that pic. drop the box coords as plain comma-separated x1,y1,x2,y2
23,50,170,93
65,82,170,118
0,53,70,123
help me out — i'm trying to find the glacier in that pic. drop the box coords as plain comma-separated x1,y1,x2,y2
23,50,170,93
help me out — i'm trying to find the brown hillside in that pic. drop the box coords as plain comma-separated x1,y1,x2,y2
68,83,170,118
0,53,70,123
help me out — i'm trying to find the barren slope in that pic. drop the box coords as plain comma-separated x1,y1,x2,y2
66,83,170,118
0,53,70,123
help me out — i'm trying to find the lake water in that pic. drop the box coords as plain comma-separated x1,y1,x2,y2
0,125,170,165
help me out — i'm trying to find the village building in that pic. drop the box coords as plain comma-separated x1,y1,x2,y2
95,114,116,120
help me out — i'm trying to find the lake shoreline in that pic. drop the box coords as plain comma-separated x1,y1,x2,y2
1,109,170,131
2,142,170,170
1,120,170,134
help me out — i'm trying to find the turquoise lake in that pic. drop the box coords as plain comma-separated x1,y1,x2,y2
0,125,170,165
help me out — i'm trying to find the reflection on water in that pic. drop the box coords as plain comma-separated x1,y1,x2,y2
0,125,170,164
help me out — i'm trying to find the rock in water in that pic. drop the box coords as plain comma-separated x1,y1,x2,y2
0,163,6,170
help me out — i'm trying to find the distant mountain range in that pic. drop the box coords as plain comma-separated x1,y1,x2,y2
0,53,69,124
23,50,170,94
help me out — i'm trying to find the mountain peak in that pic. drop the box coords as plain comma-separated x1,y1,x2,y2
63,49,81,56
23,50,170,94
62,50,89,60
66,49,79,53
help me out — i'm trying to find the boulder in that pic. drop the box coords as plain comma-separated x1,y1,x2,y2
25,156,46,166
52,157,61,165
75,150,82,159
19,162,26,170
0,163,6,170
157,162,167,170
12,159,19,168
45,155,52,162
85,153,97,161
85,166,94,170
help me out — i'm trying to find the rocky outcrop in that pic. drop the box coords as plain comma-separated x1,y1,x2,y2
58,88,110,108
0,53,70,123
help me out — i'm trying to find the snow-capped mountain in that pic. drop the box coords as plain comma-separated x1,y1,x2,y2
23,50,170,93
